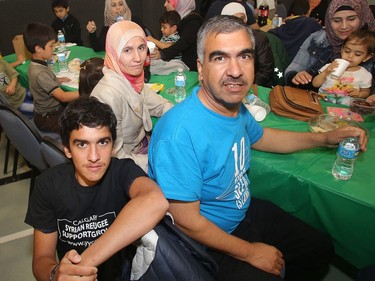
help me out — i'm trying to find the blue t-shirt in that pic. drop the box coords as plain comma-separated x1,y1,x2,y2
149,87,263,233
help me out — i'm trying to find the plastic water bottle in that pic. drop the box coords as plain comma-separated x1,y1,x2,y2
57,30,66,51
246,94,271,113
116,15,124,22
47,57,59,73
245,94,270,121
57,52,68,72
332,137,359,180
174,68,186,103
272,14,280,28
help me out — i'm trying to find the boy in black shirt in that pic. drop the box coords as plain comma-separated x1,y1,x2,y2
25,97,168,280
51,0,83,45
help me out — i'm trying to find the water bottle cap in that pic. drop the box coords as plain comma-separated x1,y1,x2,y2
177,67,183,72
116,15,124,22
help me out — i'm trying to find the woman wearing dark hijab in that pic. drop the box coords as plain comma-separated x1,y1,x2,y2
285,0,375,88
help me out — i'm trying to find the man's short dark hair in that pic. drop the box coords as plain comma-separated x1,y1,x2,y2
59,97,117,148
290,0,310,16
197,15,255,62
159,10,181,27
23,22,56,53
52,0,69,9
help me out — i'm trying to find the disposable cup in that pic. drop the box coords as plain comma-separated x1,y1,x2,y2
147,41,156,53
331,59,350,78
247,105,267,122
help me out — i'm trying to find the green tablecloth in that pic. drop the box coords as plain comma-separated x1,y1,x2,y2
251,88,375,269
3,46,105,90
150,71,199,103
5,46,375,268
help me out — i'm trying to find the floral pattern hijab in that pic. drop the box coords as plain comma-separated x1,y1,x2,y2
104,0,132,27
325,0,375,58
170,0,196,19
104,21,146,93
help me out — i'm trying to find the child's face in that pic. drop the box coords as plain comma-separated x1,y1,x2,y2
54,6,69,20
341,40,372,68
39,39,56,60
161,23,176,37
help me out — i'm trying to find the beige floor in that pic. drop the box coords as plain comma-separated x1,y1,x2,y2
0,144,35,280
0,143,356,281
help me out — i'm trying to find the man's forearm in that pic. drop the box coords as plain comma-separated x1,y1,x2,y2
80,181,168,266
169,202,252,262
170,205,284,275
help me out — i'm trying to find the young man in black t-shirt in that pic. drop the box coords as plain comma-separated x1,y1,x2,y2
25,97,168,281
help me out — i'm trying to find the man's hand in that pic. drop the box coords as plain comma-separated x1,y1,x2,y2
55,250,98,280
245,242,285,276
324,125,368,151
292,71,313,85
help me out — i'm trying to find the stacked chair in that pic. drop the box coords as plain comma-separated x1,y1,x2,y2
0,100,69,196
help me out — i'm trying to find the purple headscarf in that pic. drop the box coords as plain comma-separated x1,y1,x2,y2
325,0,375,58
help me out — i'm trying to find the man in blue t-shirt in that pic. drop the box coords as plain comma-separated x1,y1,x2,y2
148,15,368,281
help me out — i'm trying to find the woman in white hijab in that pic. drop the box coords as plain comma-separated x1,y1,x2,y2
86,0,132,51
151,0,203,71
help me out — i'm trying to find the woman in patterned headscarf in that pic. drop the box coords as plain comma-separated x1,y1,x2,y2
150,0,203,71
86,0,132,52
90,21,173,172
285,0,375,89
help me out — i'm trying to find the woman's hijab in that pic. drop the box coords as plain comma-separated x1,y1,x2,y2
171,0,196,19
325,0,375,58
104,0,132,27
221,2,248,23
105,21,146,93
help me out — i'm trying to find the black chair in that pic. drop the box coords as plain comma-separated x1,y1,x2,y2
0,94,14,175
0,103,49,193
41,136,70,168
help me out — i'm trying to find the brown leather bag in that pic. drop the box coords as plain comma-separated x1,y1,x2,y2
269,85,323,121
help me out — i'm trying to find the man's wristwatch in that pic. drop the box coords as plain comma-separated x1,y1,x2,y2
49,264,59,281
